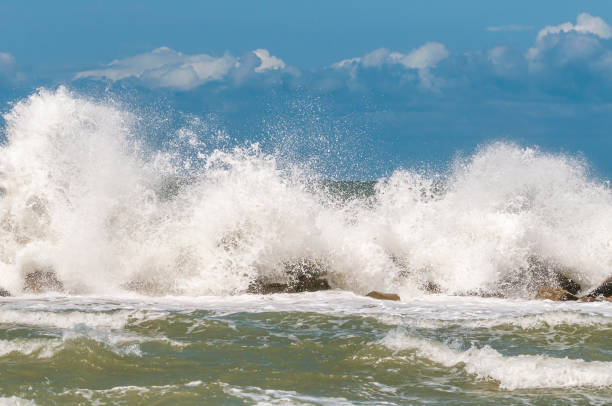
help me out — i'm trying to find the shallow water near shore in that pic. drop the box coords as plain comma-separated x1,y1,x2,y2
1,291,612,405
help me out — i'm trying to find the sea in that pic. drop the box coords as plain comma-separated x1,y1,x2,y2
0,88,611,405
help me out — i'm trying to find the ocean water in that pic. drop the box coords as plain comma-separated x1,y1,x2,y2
0,88,612,404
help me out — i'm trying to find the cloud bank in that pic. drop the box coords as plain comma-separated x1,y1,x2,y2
75,47,287,90
71,12,612,100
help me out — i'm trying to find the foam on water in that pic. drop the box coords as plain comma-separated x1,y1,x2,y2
0,397,38,406
462,312,612,330
0,339,62,358
0,309,150,329
1,87,612,297
381,329,612,390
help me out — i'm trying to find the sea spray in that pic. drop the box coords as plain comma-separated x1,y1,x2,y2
0,88,612,297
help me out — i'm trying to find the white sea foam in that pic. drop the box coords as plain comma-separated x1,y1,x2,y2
0,309,149,330
0,326,180,359
375,311,612,330
464,312,612,330
0,339,62,358
0,397,38,406
381,329,612,390
223,384,356,406
2,87,612,297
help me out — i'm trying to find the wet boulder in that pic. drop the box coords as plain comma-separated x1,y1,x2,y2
248,277,331,294
0,287,10,297
247,258,331,294
555,273,581,295
366,291,400,301
249,282,292,294
535,286,578,301
292,272,331,293
24,270,64,293
495,257,582,298
586,276,612,298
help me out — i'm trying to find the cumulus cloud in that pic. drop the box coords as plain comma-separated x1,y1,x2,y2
68,13,612,99
536,13,612,40
331,42,449,88
252,49,285,72
390,42,449,69
76,47,286,90
527,13,612,61
335,42,449,70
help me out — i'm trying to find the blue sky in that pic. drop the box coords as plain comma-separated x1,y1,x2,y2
2,1,612,178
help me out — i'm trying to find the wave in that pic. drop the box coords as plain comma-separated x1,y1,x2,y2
381,329,612,389
1,87,612,297
376,311,612,330
0,309,152,330
0,338,62,358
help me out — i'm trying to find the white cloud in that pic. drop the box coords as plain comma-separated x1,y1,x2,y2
75,47,238,90
362,48,392,67
536,13,612,41
528,13,612,61
331,42,448,89
252,49,285,72
333,42,449,70
331,57,361,69
76,47,286,90
390,42,449,69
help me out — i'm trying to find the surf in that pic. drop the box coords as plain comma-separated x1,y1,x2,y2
1,87,611,298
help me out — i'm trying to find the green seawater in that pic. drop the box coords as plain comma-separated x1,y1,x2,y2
1,292,612,405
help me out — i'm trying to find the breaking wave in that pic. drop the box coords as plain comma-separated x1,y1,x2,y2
381,329,612,390
1,87,612,297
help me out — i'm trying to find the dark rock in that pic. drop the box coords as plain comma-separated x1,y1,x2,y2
555,273,581,295
247,281,293,294
247,258,331,294
495,257,582,298
24,270,64,293
293,274,331,293
248,278,331,294
535,286,578,301
366,291,400,301
586,276,612,298
0,288,10,297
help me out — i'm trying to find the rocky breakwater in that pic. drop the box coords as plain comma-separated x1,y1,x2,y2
535,275,612,302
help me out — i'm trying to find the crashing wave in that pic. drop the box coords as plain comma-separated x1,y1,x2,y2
0,87,611,298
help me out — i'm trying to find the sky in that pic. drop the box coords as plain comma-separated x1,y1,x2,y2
1,1,612,178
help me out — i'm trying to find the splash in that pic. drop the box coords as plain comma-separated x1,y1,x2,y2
0,87,611,297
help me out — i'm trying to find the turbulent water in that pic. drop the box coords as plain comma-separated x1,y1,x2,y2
1,88,612,404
